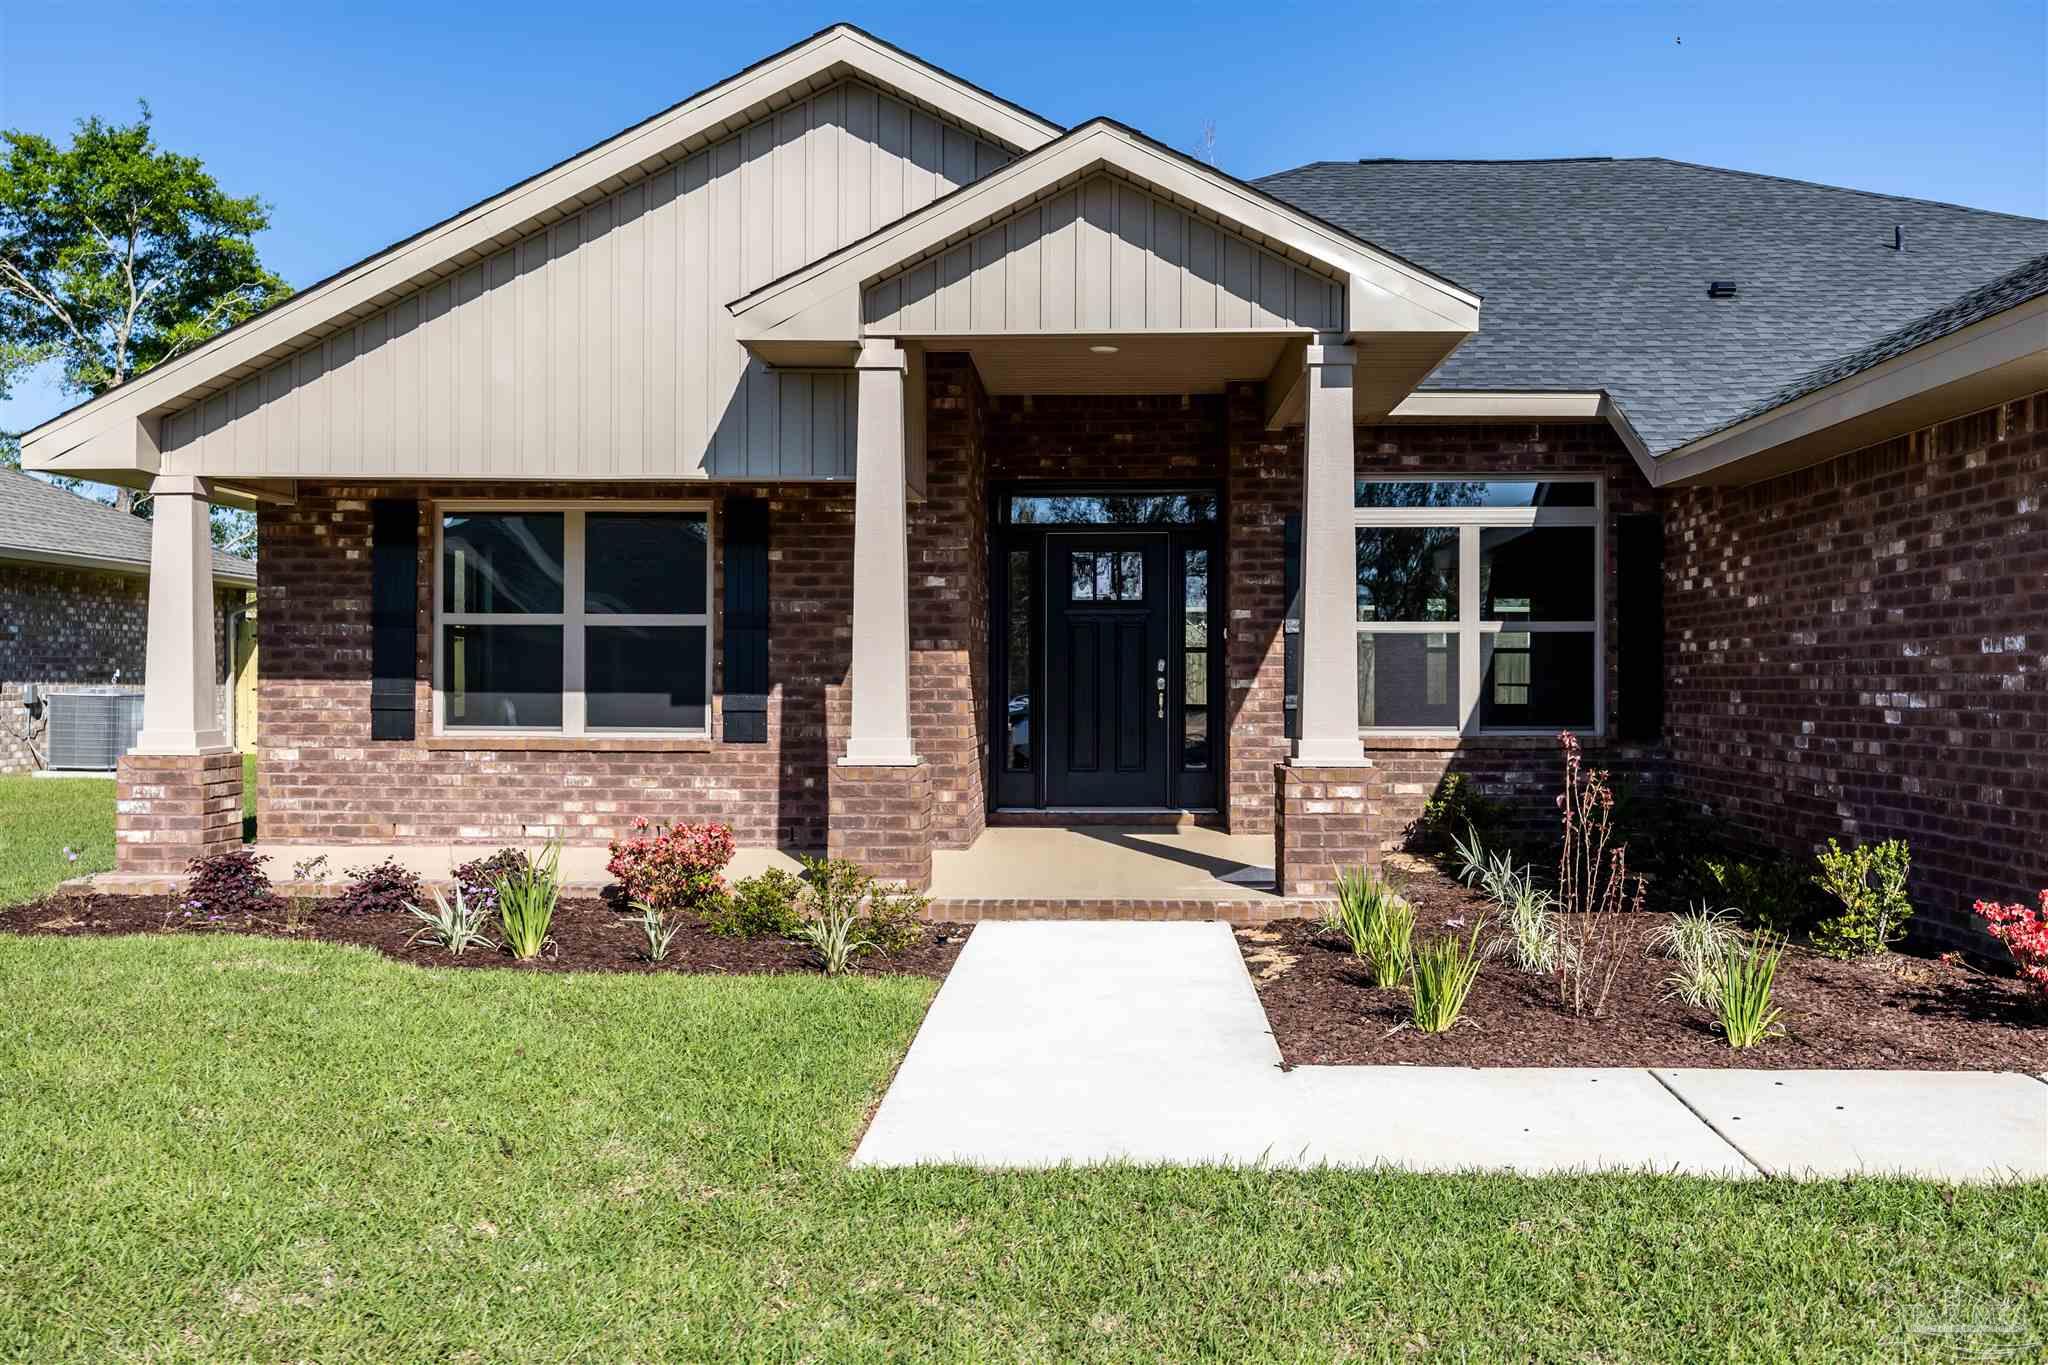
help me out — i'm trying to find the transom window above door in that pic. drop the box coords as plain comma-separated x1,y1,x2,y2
1353,478,1602,735
436,504,712,736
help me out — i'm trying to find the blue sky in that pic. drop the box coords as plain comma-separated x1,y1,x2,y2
4,0,2044,436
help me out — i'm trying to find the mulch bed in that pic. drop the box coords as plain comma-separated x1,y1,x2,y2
1240,868,2048,1070
0,894,970,979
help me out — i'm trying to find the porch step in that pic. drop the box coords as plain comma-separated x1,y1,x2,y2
986,808,1221,829
925,897,1327,926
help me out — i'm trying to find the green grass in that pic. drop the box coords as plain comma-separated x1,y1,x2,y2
0,753,257,906
3,936,2043,1360
0,773,114,905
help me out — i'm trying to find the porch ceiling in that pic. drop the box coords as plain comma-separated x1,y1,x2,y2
936,331,1293,396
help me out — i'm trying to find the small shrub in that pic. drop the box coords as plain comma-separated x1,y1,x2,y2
283,854,330,932
1971,891,2048,997
633,902,683,963
1408,773,1505,855
334,857,423,917
1410,922,1486,1033
1701,855,1818,937
864,882,930,955
1650,903,1743,1008
605,818,737,916
793,859,875,975
1332,867,1413,988
1453,828,1560,974
709,868,806,939
1715,934,1787,1049
404,884,494,955
183,849,278,922
453,847,530,915
1810,837,1913,959
497,842,562,961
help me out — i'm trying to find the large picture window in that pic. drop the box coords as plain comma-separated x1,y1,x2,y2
436,504,712,736
1354,478,1601,734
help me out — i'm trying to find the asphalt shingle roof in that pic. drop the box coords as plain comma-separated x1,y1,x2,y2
0,467,256,583
1255,157,2048,456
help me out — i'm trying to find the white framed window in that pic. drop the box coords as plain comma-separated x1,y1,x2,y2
1354,477,1602,737
432,501,714,737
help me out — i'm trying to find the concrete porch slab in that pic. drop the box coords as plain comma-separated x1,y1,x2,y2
1652,1069,2048,1181
930,826,1277,901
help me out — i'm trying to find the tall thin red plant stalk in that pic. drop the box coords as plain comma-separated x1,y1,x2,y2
1554,732,1645,1018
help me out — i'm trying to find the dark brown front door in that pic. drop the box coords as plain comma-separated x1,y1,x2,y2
1042,532,1171,807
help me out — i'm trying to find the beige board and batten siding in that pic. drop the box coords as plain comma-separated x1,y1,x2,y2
861,173,1344,335
159,80,1011,483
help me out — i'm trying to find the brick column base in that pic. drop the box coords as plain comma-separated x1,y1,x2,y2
1273,763,1379,897
826,761,934,890
116,751,245,876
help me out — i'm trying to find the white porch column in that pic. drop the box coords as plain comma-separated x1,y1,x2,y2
1293,337,1366,766
135,474,229,755
843,339,919,765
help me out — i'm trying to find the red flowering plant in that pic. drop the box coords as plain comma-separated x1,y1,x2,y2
605,817,737,916
1972,891,2048,998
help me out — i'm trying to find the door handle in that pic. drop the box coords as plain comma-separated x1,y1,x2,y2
1156,659,1166,719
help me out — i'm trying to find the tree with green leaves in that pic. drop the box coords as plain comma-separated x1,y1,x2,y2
1,102,289,530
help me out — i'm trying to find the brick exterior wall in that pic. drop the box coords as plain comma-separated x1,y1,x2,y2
913,355,991,848
115,750,243,873
259,481,854,847
1,561,240,773
1665,392,2048,947
826,760,934,889
1274,763,1381,896
1223,383,1296,833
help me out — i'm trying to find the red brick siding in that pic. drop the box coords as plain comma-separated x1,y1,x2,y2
259,481,853,847
913,354,991,848
115,750,243,873
1665,392,2048,945
1223,383,1296,832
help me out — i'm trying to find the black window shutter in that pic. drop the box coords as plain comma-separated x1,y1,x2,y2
370,499,418,741
1615,512,1665,743
722,496,770,743
1282,512,1301,741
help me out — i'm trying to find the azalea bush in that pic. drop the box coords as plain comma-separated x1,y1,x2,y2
605,818,736,916
710,868,806,939
453,847,530,914
1972,891,2048,997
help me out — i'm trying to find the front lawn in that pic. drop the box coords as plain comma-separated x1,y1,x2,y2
2,936,2042,1361
0,773,113,906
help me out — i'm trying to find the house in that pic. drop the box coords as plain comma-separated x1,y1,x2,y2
20,25,2047,940
0,467,254,771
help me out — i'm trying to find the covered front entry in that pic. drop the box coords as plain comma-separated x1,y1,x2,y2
990,488,1219,812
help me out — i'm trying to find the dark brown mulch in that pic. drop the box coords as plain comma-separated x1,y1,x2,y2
1239,869,2048,1070
0,894,969,979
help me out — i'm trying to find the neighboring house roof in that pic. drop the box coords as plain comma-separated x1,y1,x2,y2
1256,157,2048,456
0,468,256,585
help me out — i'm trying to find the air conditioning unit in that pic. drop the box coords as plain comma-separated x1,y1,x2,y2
46,689,146,771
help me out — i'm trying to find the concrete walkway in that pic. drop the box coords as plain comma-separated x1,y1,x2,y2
854,922,2048,1181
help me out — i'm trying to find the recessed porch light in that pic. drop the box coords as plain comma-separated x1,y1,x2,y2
1088,343,1120,354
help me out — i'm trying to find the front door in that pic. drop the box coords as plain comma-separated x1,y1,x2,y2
1043,532,1171,807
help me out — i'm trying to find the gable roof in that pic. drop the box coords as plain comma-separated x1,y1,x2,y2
20,23,1061,478
731,118,1480,342
1256,156,2048,457
0,468,256,584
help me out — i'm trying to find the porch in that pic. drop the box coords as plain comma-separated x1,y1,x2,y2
223,825,1306,923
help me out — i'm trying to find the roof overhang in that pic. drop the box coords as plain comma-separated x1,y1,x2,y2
729,120,1480,422
0,546,256,587
1658,294,2048,487
20,23,1061,481
1385,389,1656,483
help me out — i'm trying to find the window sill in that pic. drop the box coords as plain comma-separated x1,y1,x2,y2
423,734,715,754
